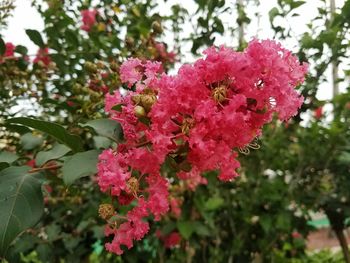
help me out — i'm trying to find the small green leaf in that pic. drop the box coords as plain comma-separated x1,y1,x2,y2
93,136,112,149
35,144,71,166
290,1,305,9
81,119,121,141
204,196,224,211
193,222,211,236
14,45,28,55
25,29,45,48
20,133,44,150
0,166,44,256
62,150,100,185
177,221,195,239
269,7,280,24
0,38,5,55
6,117,84,152
111,104,123,112
0,151,18,164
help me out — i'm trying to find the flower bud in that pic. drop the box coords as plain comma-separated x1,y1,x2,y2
84,61,98,74
152,21,163,34
134,105,146,118
140,93,157,111
110,62,119,72
98,203,115,220
125,36,135,48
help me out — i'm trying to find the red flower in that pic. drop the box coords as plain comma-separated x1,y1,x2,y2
26,159,36,168
97,39,308,255
33,47,51,66
314,106,323,119
0,42,16,63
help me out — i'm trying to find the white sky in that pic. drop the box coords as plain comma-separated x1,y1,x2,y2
1,0,347,104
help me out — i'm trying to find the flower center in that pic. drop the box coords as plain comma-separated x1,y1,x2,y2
181,117,195,135
212,85,228,103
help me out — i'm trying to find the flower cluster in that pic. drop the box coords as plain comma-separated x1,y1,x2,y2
97,39,308,255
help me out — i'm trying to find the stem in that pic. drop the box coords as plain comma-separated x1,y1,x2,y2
29,164,62,173
334,228,350,263
326,209,350,262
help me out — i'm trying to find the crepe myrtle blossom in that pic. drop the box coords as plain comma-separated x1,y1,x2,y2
33,47,51,67
81,9,98,32
0,42,15,63
97,39,308,255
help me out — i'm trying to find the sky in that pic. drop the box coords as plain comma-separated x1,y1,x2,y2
1,0,347,103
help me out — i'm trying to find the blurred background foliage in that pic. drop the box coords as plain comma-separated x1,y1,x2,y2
1,0,350,262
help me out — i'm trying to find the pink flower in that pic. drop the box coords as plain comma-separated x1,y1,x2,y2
26,159,36,168
156,231,182,248
292,231,302,239
119,58,143,87
170,198,182,218
163,232,181,248
33,48,51,66
4,42,15,57
97,149,130,196
0,42,16,63
97,39,307,255
81,9,98,32
146,174,169,221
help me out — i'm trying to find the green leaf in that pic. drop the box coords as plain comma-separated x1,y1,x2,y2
62,150,100,185
111,104,123,112
290,1,305,9
204,196,224,211
177,221,195,239
93,136,112,149
269,7,280,24
20,133,44,150
0,38,5,55
0,166,44,256
6,117,84,152
25,29,45,48
14,45,28,55
0,151,18,164
35,144,71,166
193,222,211,236
81,119,121,141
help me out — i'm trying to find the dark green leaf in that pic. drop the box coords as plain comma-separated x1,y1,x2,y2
62,150,100,185
0,38,5,55
81,119,121,141
20,133,44,150
14,45,28,55
111,104,123,112
0,151,18,164
35,144,71,166
204,196,224,211
25,29,45,48
0,166,44,256
177,221,195,239
6,118,84,152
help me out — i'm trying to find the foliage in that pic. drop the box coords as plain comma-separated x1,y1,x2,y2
1,0,350,262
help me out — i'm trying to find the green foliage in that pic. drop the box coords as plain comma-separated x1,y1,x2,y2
25,29,45,48
62,150,100,185
6,118,84,152
0,166,43,256
2,0,350,262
